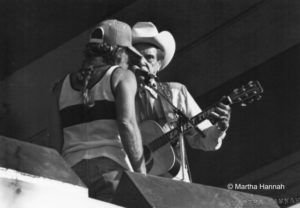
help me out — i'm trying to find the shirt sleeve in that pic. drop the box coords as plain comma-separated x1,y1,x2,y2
180,85,226,151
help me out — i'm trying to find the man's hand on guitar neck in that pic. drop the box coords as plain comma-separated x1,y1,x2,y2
209,99,231,132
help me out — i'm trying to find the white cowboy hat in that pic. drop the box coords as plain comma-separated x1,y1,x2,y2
132,22,176,71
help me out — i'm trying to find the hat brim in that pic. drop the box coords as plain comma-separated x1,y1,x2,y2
133,31,175,71
127,45,143,58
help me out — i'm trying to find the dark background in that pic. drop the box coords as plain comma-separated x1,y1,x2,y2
189,43,300,186
0,0,299,201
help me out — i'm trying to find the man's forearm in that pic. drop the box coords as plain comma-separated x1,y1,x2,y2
118,120,146,173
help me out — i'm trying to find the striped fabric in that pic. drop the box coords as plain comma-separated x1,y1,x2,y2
59,66,132,170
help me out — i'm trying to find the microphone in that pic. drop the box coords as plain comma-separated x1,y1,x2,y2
132,65,157,87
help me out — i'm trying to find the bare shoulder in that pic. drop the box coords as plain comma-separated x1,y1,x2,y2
113,67,136,83
112,67,137,93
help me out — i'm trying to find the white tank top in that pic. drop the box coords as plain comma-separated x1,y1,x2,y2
59,65,132,170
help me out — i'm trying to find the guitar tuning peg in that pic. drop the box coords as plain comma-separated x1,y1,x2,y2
248,81,254,87
241,103,247,107
233,88,239,94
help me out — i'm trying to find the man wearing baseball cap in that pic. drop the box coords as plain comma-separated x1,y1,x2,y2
132,22,231,182
49,19,146,202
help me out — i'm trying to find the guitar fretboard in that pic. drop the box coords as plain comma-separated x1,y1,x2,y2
148,128,180,152
147,108,214,152
190,108,214,127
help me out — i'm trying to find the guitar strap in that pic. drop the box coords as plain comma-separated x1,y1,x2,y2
156,82,178,130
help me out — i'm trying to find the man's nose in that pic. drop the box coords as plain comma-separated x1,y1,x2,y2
140,57,147,65
139,58,151,72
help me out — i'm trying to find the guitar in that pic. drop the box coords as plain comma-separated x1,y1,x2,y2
141,80,264,177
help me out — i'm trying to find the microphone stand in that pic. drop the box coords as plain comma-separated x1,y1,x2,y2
141,79,206,182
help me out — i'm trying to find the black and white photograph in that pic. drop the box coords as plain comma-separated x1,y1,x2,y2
0,0,299,207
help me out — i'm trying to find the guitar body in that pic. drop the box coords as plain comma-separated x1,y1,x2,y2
140,120,181,177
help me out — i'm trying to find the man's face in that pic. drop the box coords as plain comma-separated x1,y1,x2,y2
134,44,162,75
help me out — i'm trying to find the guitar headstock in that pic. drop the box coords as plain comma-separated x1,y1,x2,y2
227,80,264,106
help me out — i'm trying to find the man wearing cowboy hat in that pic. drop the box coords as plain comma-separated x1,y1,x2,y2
132,22,231,182
49,19,146,202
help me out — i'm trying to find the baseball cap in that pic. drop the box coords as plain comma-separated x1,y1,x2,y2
89,19,142,57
